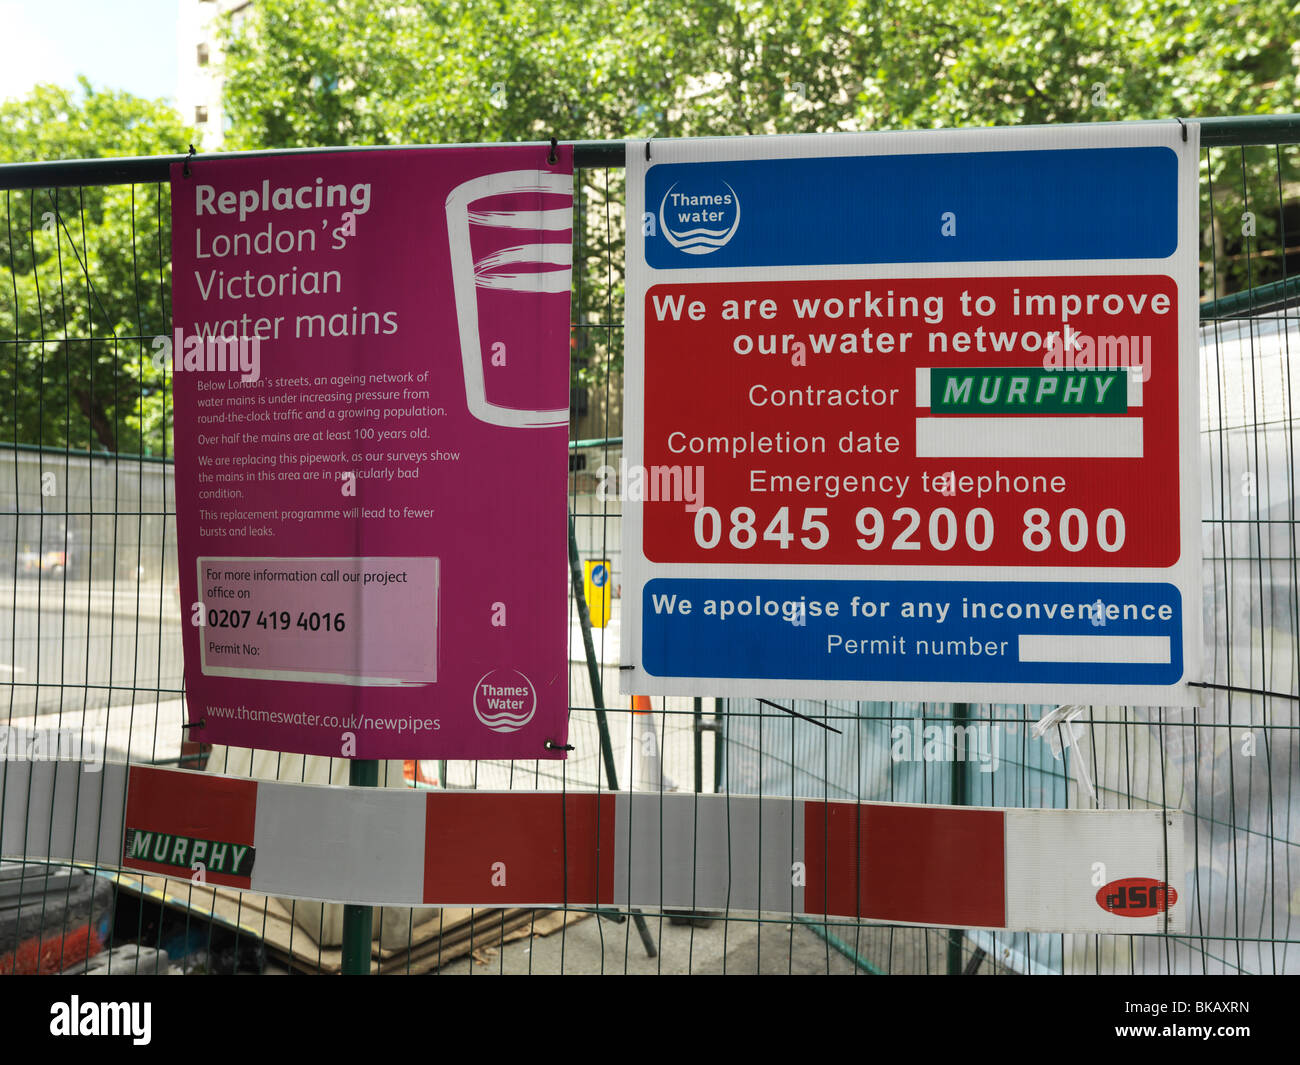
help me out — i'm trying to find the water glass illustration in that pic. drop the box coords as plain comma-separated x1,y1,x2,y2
445,170,573,428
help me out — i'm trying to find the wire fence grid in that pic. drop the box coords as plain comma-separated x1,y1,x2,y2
1,121,1298,974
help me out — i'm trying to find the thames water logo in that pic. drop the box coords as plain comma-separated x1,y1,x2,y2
473,669,537,732
659,181,740,255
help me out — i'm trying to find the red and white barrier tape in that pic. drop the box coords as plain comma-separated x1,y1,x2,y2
0,762,1185,932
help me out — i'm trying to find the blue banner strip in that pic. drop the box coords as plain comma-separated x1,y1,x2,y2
645,147,1178,268
641,578,1182,685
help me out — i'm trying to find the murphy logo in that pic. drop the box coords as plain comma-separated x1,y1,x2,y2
1096,877,1177,917
658,180,740,255
930,367,1129,414
123,827,255,878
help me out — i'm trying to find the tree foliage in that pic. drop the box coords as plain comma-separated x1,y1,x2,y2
3,4,1295,452
222,1,1298,145
222,0,1300,350
0,81,194,453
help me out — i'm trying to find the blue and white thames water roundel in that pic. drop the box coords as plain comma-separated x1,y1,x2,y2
658,180,741,255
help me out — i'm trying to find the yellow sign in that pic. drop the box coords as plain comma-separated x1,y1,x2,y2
583,560,612,628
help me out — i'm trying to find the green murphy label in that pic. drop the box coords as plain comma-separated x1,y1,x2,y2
930,368,1127,413
124,828,255,878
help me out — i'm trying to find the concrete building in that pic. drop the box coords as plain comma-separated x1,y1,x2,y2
175,0,253,148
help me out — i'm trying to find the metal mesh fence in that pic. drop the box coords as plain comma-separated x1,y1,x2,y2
1,122,1298,974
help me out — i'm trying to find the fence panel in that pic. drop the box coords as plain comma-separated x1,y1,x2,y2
1,124,1298,974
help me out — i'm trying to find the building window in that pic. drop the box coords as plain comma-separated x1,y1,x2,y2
195,106,208,124
197,43,210,66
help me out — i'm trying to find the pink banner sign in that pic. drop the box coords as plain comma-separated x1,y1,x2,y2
169,146,573,758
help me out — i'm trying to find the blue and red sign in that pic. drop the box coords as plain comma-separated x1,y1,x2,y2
621,126,1202,706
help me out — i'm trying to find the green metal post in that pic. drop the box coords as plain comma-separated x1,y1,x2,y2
693,697,703,794
567,513,656,957
567,513,620,788
341,758,379,975
713,698,725,792
946,703,970,975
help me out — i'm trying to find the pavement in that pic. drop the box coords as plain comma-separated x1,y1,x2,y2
434,908,866,974
432,910,1008,974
